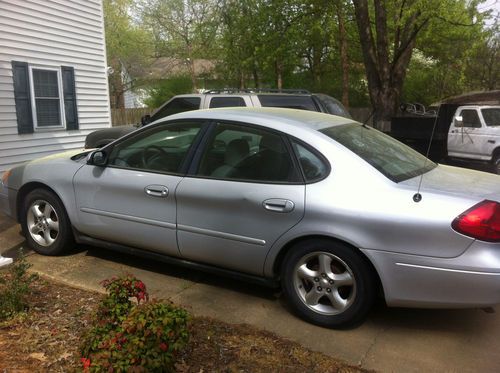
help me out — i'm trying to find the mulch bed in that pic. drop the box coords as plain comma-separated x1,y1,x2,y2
0,276,366,372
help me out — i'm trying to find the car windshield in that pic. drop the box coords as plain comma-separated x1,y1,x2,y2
320,123,437,182
481,108,500,126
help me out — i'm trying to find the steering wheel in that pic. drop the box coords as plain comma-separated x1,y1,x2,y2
141,145,169,168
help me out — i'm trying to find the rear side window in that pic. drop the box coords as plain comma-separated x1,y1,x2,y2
292,141,329,182
209,97,246,108
258,95,318,111
197,122,300,183
151,97,200,122
481,108,500,126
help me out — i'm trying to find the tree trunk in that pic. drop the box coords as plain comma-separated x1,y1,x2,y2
336,2,349,109
109,58,125,109
353,0,426,131
275,60,283,90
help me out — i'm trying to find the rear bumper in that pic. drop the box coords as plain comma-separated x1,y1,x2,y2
362,241,500,308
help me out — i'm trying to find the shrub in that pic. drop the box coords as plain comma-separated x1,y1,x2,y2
0,253,38,320
81,274,189,372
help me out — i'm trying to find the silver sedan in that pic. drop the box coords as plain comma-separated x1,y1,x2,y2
1,108,499,328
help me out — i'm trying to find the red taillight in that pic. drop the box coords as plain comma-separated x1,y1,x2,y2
452,200,500,242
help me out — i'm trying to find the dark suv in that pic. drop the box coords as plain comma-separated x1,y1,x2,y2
86,89,350,148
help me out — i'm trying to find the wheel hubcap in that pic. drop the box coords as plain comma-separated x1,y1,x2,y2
27,200,59,247
293,252,356,315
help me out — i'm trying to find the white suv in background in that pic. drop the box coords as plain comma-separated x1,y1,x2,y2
85,90,351,148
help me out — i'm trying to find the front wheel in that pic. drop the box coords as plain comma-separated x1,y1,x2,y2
493,154,500,175
281,239,376,328
21,189,74,255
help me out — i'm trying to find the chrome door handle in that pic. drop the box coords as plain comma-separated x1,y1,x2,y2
144,185,169,198
263,199,295,213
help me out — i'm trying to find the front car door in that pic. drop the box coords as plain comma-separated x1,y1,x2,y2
447,108,482,159
73,120,206,256
175,121,306,276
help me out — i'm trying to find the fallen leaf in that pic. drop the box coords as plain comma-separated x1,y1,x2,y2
28,352,47,362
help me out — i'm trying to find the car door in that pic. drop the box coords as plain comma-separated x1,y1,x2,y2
447,108,482,159
175,121,305,276
73,120,206,256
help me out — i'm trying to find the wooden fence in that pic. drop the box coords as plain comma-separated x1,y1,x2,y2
111,108,156,126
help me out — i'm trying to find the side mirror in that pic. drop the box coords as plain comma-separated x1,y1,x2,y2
140,114,151,127
87,150,108,166
454,116,463,127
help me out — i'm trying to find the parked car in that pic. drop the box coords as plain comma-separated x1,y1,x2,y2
391,91,500,174
2,108,499,328
85,89,351,148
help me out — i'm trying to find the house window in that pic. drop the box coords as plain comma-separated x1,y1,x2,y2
11,61,79,134
30,68,64,128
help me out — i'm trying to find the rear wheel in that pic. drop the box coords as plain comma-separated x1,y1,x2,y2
281,239,376,328
21,189,74,255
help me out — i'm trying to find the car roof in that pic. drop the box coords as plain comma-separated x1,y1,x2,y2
164,107,357,133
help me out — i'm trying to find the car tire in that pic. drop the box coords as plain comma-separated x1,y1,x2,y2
21,189,74,256
493,154,500,175
280,239,376,328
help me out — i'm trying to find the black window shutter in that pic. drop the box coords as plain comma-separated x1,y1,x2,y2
61,66,79,130
11,61,34,134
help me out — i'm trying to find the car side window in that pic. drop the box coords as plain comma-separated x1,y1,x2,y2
107,122,202,174
257,95,318,111
209,97,246,108
151,97,201,122
461,109,481,128
197,122,300,183
292,141,329,182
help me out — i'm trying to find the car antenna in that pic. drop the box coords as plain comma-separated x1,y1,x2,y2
362,109,375,128
413,104,441,203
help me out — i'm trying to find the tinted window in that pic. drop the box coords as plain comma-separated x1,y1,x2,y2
461,109,481,128
482,108,500,126
151,97,200,122
313,93,351,118
108,122,202,174
209,96,246,108
320,124,436,182
198,122,299,182
258,95,318,111
292,141,328,181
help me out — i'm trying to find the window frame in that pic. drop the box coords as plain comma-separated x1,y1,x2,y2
28,65,66,131
188,120,304,185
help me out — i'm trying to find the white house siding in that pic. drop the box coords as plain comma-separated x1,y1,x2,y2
0,0,110,173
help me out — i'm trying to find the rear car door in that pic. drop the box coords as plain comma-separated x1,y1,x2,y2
73,120,206,256
175,121,305,276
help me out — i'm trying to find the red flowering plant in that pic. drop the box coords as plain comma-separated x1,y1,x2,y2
80,274,189,372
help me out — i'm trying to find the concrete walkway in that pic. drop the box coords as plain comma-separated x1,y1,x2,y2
1,214,499,372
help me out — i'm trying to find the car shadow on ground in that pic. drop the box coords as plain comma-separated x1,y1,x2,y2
83,245,279,301
80,244,495,333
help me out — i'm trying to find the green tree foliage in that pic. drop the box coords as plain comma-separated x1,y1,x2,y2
144,75,194,108
104,0,153,108
140,0,219,90
120,1,495,112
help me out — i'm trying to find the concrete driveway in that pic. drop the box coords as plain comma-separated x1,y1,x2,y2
1,213,499,372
